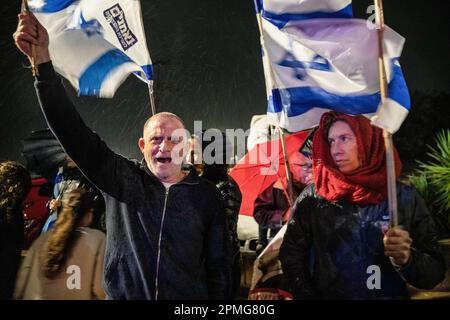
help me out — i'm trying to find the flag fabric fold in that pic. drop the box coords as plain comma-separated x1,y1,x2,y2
29,0,153,98
257,0,353,28
255,0,410,134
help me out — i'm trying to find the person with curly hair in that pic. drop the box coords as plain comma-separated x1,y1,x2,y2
14,189,106,300
0,161,31,300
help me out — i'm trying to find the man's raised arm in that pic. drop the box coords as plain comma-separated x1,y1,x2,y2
13,12,135,199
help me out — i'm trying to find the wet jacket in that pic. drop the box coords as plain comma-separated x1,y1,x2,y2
254,187,290,229
216,177,241,260
34,62,231,300
279,183,446,299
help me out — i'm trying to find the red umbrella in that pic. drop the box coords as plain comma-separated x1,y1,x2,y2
229,130,309,216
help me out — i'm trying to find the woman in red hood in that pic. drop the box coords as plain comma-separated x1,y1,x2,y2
279,111,445,299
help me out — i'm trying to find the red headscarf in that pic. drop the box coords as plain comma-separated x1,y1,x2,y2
312,111,402,206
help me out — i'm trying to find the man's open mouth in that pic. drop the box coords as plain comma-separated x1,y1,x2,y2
156,157,172,164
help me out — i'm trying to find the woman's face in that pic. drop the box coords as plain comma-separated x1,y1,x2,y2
327,120,361,174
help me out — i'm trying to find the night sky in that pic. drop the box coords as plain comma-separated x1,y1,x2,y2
1,0,449,164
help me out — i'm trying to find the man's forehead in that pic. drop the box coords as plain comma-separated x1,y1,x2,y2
145,116,184,135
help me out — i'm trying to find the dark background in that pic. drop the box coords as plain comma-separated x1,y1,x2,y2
1,0,449,170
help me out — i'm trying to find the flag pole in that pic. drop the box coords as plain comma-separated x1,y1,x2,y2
148,82,156,116
278,127,294,207
375,0,398,227
21,0,39,76
254,1,294,207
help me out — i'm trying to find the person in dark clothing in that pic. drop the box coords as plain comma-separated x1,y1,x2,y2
216,177,241,299
0,161,31,300
249,152,312,299
279,111,446,299
254,181,293,252
14,14,231,300
188,131,242,299
254,151,312,253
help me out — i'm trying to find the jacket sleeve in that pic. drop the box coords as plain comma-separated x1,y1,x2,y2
204,188,232,299
279,197,316,299
396,187,446,289
34,62,137,201
220,178,242,255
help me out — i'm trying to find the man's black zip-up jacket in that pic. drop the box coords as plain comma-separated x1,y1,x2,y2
34,62,231,299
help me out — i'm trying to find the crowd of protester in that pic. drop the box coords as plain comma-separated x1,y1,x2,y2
1,108,447,300
0,11,447,300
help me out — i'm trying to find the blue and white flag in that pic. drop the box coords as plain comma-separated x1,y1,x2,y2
257,0,352,28
255,0,410,134
28,0,153,98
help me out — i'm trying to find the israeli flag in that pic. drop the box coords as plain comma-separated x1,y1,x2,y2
28,0,153,97
255,0,410,134
256,0,353,28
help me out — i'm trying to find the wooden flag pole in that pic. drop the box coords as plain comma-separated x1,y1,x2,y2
21,0,39,76
375,0,398,227
278,127,294,207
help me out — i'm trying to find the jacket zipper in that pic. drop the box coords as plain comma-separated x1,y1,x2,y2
155,188,169,300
